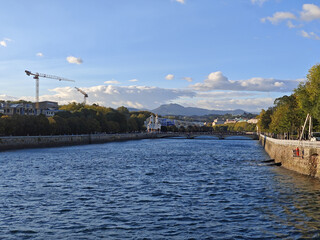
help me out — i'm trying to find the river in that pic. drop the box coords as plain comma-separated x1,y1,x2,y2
0,137,320,239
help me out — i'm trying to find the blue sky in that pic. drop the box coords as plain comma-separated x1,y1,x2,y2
0,0,320,112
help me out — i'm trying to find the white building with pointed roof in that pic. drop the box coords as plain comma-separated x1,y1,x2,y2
147,114,161,132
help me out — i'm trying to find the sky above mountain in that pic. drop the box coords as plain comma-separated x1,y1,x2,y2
0,0,319,112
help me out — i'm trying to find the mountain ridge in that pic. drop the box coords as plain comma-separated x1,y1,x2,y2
129,104,248,116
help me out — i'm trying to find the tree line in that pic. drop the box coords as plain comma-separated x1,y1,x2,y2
212,122,256,133
0,102,258,136
0,103,151,136
257,63,320,139
160,122,256,133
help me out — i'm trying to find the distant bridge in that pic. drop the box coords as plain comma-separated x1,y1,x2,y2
158,132,259,140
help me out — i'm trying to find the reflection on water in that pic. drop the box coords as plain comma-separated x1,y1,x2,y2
268,167,320,238
0,138,320,239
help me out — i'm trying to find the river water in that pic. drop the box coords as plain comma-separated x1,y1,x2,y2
1,137,320,239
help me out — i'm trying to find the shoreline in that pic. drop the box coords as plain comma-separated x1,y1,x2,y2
260,134,320,178
0,133,173,152
0,132,257,152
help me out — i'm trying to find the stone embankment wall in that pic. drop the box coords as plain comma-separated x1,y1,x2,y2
260,134,320,178
0,133,172,152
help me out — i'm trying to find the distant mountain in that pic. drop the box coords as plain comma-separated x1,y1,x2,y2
127,107,146,112
151,104,246,116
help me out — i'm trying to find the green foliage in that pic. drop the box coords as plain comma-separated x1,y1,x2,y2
212,125,229,132
0,103,152,136
167,125,178,132
117,106,129,115
294,64,320,122
0,115,50,136
212,122,256,133
257,108,273,132
269,105,291,134
59,102,83,112
269,95,303,135
257,63,320,137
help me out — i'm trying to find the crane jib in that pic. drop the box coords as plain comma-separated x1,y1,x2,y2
24,69,76,110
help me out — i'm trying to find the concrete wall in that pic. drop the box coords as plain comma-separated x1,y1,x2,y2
260,134,320,178
0,133,168,152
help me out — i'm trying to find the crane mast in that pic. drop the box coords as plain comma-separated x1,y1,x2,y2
25,70,75,111
75,87,88,105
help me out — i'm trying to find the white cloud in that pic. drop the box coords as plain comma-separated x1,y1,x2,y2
0,38,11,47
300,30,320,40
33,85,195,109
17,80,287,112
251,0,268,6
36,52,44,57
190,71,301,92
301,30,309,38
183,77,193,82
191,72,229,90
111,101,144,109
274,82,284,87
300,4,320,21
66,56,83,64
0,41,7,47
189,97,274,113
287,21,303,29
175,0,185,4
0,94,18,101
287,21,295,28
104,80,120,84
261,12,296,24
129,79,138,82
165,74,175,80
195,91,256,99
17,84,276,112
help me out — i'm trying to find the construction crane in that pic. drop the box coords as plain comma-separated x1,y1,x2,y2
25,70,75,111
75,87,88,105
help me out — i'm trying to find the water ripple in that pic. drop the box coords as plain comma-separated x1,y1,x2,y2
1,139,320,239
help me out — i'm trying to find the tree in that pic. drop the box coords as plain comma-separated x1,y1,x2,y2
295,63,320,122
128,117,138,132
59,102,83,112
51,115,70,135
257,108,273,132
270,95,303,136
179,126,186,132
167,125,178,132
117,106,129,115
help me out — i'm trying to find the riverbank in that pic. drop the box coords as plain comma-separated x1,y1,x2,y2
0,133,174,152
260,134,320,178
0,132,258,152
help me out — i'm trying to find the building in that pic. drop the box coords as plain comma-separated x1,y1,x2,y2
234,117,248,123
147,115,161,132
212,118,225,126
224,119,237,124
159,118,175,127
247,118,258,124
174,120,204,128
144,116,204,130
0,101,59,117
0,102,35,116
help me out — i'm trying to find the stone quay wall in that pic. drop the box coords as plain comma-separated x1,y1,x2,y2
0,133,171,152
260,134,320,178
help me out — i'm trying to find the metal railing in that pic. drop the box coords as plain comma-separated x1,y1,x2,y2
260,134,320,147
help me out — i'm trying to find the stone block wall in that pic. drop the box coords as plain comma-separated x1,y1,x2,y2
260,135,320,178
0,133,165,152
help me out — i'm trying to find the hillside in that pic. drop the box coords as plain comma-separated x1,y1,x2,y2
150,104,246,116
